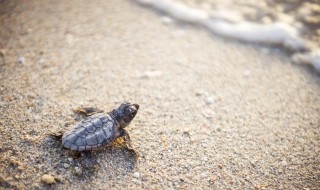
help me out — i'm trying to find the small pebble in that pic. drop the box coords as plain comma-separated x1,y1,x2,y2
17,166,24,171
195,89,208,96
209,177,216,184
250,160,257,167
41,174,56,184
37,59,46,65
67,158,73,162
280,160,287,166
54,175,63,183
145,109,154,115
200,172,207,179
75,167,82,175
240,134,246,138
132,178,142,184
140,70,162,79
133,172,140,178
17,57,25,64
63,163,70,168
243,70,250,77
10,159,23,166
205,97,214,105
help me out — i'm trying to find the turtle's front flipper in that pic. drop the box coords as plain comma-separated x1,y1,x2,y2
80,151,98,168
73,107,103,117
112,129,132,149
113,129,139,158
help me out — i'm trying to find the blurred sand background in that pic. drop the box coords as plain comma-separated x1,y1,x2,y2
0,0,319,189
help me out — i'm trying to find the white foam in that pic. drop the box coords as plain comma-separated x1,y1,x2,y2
204,20,305,51
135,0,209,23
210,8,244,23
134,0,305,51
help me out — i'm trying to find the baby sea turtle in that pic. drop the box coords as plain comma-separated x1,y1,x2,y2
61,102,139,166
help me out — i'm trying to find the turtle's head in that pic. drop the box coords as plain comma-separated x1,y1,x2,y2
111,102,139,128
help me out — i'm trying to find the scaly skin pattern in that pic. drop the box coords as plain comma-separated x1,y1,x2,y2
62,113,120,151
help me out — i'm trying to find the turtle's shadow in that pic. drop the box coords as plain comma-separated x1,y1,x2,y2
45,134,138,177
93,146,138,172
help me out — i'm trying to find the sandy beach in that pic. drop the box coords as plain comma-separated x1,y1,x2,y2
0,0,319,189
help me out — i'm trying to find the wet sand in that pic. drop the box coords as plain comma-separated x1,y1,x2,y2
0,0,319,189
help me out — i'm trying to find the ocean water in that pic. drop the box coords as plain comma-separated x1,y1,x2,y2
133,0,320,73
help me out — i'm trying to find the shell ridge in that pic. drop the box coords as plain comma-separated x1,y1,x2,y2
94,133,99,146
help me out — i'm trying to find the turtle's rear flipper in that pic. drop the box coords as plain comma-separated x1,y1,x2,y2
73,107,104,117
48,131,64,140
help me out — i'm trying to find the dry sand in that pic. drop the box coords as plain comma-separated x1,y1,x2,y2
0,0,319,189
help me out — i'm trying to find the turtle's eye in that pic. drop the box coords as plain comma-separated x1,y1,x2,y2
124,108,131,115
129,109,137,117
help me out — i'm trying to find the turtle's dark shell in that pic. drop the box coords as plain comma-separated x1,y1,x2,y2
62,113,118,151
61,102,139,151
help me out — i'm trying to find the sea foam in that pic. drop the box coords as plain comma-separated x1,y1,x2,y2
133,0,319,73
